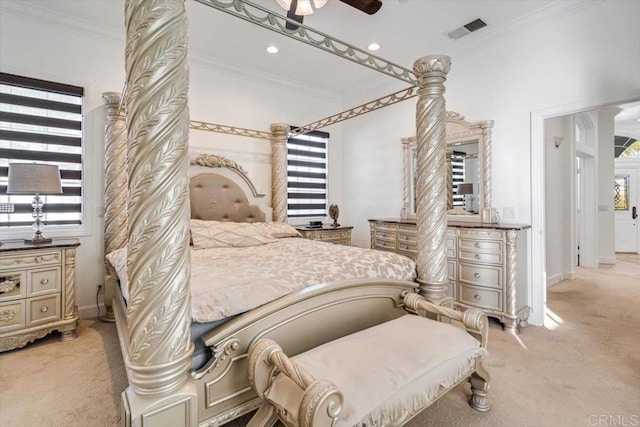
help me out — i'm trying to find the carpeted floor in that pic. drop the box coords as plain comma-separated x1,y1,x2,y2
1,255,638,427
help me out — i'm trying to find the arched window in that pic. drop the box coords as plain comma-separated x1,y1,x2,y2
615,136,640,158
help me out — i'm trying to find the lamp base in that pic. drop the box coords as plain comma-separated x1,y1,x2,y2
24,237,52,245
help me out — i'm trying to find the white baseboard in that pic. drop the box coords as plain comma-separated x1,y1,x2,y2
599,257,617,265
546,272,573,288
78,303,105,319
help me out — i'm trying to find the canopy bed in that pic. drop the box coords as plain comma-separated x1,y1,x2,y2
102,0,490,425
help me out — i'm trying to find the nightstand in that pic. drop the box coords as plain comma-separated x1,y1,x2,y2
295,225,353,246
0,239,80,352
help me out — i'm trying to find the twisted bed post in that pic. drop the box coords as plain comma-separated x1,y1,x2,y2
270,123,290,223
121,0,197,424
413,54,451,304
101,92,127,323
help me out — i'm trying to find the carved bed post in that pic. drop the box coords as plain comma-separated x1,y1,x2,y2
413,54,451,304
101,92,127,323
401,137,411,218
122,0,196,425
446,151,453,210
270,123,290,223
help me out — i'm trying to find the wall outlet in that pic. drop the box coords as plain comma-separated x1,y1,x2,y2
97,283,104,294
503,206,516,219
97,205,105,218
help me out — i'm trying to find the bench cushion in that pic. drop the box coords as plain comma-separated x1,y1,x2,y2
265,314,486,426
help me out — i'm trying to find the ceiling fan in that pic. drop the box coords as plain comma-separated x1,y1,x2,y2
276,0,383,30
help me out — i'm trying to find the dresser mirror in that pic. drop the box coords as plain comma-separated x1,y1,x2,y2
401,111,499,223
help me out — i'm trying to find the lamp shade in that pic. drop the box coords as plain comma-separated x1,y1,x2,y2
457,183,474,195
7,163,63,195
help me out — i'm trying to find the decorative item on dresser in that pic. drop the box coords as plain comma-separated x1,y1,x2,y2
0,239,80,351
369,219,531,334
295,224,353,246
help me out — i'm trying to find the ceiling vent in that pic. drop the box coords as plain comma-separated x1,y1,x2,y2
447,18,488,40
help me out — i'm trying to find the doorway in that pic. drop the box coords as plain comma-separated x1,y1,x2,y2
614,164,639,253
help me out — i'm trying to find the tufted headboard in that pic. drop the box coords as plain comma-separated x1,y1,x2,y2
188,153,272,222
189,173,266,222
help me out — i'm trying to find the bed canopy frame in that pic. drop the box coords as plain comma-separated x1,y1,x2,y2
103,0,454,425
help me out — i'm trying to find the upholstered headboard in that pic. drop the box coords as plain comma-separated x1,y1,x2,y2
188,153,272,222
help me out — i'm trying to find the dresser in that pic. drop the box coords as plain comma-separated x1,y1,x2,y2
369,219,530,334
295,225,353,246
0,239,80,351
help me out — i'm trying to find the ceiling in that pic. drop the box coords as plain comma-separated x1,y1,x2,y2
7,0,560,98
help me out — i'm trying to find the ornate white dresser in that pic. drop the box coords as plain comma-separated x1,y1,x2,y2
0,239,80,351
369,219,530,334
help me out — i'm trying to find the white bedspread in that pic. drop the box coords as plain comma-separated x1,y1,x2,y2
108,238,416,323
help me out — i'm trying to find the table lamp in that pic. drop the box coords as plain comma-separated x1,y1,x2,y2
457,182,474,212
7,163,63,244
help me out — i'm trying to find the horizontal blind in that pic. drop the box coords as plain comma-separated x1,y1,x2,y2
0,73,84,228
287,129,329,219
451,151,465,207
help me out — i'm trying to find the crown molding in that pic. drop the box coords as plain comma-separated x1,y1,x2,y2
0,0,341,104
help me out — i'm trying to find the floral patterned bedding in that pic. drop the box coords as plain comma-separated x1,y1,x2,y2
108,238,416,323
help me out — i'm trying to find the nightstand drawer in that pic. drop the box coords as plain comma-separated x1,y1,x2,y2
459,263,502,289
458,284,502,311
0,250,62,269
0,300,26,332
28,267,61,297
0,271,26,301
459,250,503,265
27,294,61,326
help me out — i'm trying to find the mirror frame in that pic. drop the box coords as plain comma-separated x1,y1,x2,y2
401,111,499,223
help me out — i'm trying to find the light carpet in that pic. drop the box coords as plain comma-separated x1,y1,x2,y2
1,256,638,427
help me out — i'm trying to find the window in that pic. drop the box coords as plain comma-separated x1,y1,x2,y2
287,129,329,219
0,73,84,229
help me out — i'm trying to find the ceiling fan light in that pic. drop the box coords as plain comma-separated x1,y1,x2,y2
295,0,315,15
276,0,292,11
313,0,328,8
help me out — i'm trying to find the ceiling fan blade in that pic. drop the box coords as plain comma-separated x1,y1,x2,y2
285,0,304,30
339,0,382,15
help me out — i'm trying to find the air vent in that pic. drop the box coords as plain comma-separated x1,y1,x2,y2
447,18,488,40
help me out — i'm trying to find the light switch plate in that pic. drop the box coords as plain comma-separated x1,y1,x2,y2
503,206,516,219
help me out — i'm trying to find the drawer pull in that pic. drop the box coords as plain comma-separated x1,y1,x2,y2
36,256,44,263
40,278,49,285
40,305,49,313
474,242,481,248
474,254,481,260
474,294,481,301
0,309,16,322
474,273,481,278
401,245,407,250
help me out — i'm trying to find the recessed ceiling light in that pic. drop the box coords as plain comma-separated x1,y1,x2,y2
266,45,279,54
368,43,380,51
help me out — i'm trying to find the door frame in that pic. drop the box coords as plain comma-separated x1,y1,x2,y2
530,95,639,327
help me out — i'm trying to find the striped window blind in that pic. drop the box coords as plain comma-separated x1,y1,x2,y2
0,73,84,228
287,129,329,219
451,150,466,207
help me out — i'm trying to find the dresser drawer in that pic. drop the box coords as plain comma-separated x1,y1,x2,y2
458,238,502,253
397,232,416,245
397,242,416,253
0,250,62,269
458,284,502,311
459,263,502,289
459,250,503,265
28,267,61,297
0,300,26,332
27,294,61,327
447,260,457,280
0,271,26,301
374,229,397,241
374,238,397,251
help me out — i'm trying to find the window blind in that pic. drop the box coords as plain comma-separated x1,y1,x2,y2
451,150,465,207
287,129,329,219
0,73,84,228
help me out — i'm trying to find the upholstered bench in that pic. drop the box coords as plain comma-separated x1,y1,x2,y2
246,293,491,427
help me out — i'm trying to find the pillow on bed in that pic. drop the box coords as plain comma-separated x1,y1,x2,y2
190,220,278,249
258,222,302,238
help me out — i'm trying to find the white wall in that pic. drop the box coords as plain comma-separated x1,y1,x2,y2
544,116,573,286
343,0,640,323
0,8,344,317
